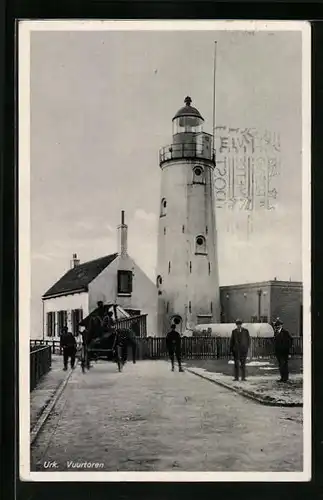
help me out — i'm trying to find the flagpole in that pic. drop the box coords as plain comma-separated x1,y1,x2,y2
212,41,217,155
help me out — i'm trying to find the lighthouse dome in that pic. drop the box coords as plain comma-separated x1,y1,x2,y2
172,96,204,135
172,96,204,121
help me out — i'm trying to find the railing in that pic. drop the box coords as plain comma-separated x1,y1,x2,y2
31,339,62,354
30,336,303,361
115,314,147,337
30,345,52,391
159,143,215,164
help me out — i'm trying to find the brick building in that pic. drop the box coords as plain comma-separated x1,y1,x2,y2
219,280,303,336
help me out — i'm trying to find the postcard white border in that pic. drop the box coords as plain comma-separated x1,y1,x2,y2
19,19,311,482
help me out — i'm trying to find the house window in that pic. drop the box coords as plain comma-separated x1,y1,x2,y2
160,198,167,217
190,261,192,273
182,225,185,233
206,225,208,235
72,309,83,335
166,302,169,313
260,315,268,323
57,310,67,335
193,165,205,184
195,235,207,255
210,302,213,313
251,315,257,323
164,227,166,235
208,262,211,275
189,301,192,313
46,312,55,337
118,270,133,295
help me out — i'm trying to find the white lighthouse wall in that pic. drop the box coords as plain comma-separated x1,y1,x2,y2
157,159,220,335
186,164,221,327
157,161,189,334
88,255,158,336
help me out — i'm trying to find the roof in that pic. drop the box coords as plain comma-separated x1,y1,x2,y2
220,280,302,291
43,253,118,298
172,96,204,121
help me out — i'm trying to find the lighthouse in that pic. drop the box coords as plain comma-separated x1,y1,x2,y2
156,96,220,336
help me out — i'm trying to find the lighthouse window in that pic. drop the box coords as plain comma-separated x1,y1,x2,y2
168,261,171,274
193,166,205,184
195,235,207,255
156,275,162,287
189,301,192,313
164,227,166,235
208,262,211,274
160,198,167,217
172,315,182,325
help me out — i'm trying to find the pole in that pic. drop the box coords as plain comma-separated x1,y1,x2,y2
212,41,217,156
42,300,45,341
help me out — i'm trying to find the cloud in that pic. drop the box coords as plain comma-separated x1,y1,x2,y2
134,208,157,224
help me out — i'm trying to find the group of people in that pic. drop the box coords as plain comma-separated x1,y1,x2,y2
164,318,294,382
60,301,137,372
229,317,293,382
60,303,294,382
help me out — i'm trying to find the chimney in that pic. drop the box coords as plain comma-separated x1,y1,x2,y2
117,210,128,257
71,253,80,268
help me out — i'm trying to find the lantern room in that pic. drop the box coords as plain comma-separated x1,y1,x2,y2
172,96,204,138
159,96,214,165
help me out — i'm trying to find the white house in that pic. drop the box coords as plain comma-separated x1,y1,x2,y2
42,211,158,339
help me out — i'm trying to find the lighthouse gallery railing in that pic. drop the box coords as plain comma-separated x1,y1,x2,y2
159,143,215,164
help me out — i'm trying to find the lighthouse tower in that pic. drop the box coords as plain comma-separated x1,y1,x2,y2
156,96,220,336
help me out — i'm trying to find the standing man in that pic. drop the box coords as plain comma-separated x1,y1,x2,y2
166,324,184,372
112,329,132,372
230,319,250,381
60,326,77,370
273,318,293,382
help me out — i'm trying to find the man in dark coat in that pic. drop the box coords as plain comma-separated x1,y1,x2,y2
166,324,184,372
230,319,250,381
273,318,293,382
60,326,77,370
112,329,137,372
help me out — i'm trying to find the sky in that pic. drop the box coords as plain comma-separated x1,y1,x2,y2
29,27,303,335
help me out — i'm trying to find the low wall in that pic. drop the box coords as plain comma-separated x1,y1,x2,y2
30,345,52,391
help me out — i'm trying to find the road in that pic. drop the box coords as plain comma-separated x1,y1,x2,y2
31,360,303,472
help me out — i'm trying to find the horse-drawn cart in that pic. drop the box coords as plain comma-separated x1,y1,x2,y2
78,302,147,372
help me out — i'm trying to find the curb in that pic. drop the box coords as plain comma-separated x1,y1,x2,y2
31,368,74,445
186,368,303,408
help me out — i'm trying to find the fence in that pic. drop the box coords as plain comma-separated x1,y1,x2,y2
115,314,147,337
135,336,303,359
31,336,302,360
30,345,52,391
